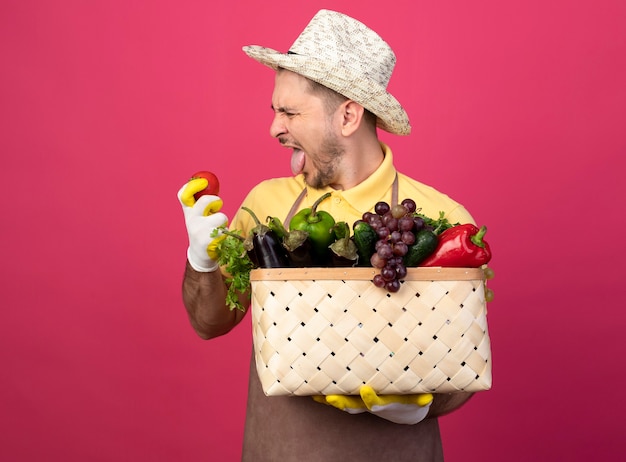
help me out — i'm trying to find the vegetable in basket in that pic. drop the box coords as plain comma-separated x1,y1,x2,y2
421,224,492,267
403,228,439,267
241,206,290,268
212,228,253,312
415,210,457,235
353,220,378,267
328,221,358,267
289,192,336,265
267,215,315,267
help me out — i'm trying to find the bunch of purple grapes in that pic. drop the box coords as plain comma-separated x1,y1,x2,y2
362,198,425,292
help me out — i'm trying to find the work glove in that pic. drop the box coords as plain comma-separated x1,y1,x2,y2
177,178,228,272
313,386,433,425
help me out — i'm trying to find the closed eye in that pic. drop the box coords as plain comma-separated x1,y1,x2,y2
271,105,299,118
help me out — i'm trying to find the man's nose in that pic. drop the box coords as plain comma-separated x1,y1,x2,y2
269,113,286,138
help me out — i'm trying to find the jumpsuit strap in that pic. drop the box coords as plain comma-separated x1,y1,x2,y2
391,172,399,206
284,188,308,225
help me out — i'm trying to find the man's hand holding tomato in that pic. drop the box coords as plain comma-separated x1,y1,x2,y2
177,171,228,272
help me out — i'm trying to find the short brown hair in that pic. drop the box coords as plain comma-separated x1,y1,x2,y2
306,78,377,128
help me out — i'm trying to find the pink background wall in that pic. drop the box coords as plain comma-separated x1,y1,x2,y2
2,0,625,460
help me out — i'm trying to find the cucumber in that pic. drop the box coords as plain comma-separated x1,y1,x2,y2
353,220,378,266
404,229,438,267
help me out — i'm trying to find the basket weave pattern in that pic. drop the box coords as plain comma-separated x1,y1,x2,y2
251,268,491,396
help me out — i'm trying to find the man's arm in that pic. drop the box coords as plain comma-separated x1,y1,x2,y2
182,262,248,339
176,180,249,340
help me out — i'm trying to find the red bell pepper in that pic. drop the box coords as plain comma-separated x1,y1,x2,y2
420,224,492,267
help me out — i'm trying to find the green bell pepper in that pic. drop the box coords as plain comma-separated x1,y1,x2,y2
289,192,336,265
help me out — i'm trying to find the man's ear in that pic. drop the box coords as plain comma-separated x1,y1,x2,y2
339,100,365,136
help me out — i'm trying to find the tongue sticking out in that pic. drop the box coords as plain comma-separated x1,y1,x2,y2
291,150,305,175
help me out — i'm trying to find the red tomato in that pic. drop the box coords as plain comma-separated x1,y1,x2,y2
190,171,220,199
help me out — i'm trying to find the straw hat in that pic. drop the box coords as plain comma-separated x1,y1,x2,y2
242,9,411,135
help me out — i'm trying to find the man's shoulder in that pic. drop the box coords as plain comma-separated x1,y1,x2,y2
395,172,475,224
396,172,452,198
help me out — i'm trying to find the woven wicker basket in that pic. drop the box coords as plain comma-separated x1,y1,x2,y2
250,267,491,396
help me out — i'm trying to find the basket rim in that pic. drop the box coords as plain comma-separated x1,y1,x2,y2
250,266,485,282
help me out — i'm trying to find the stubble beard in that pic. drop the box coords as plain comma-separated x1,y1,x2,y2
303,131,344,189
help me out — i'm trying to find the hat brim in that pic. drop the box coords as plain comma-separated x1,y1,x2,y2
243,45,411,136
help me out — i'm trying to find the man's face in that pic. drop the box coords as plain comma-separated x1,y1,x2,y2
270,70,344,189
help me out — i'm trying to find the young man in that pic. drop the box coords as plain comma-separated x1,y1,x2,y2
178,10,476,461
